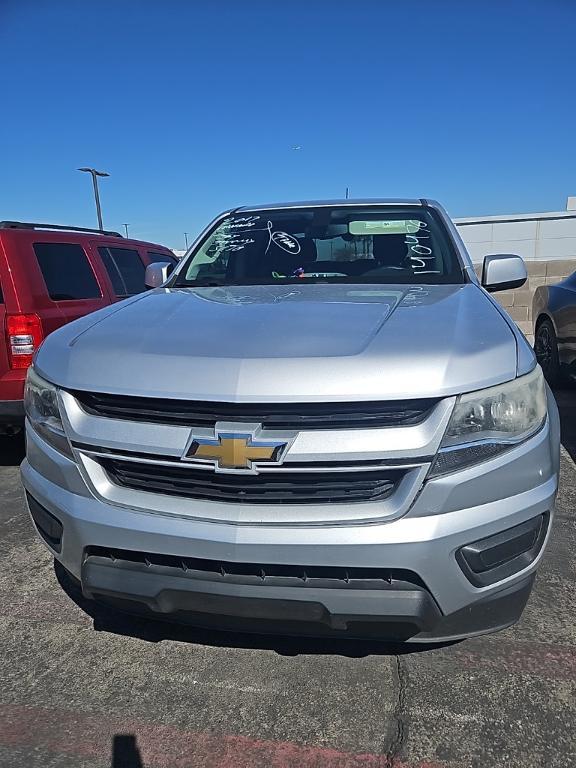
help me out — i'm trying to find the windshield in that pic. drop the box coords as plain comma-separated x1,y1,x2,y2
174,207,465,287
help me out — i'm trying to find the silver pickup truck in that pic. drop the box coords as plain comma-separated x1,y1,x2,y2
21,199,560,642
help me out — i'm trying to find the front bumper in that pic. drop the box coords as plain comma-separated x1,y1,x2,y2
21,403,559,642
73,549,535,642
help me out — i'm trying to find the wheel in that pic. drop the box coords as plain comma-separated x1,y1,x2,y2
534,318,561,385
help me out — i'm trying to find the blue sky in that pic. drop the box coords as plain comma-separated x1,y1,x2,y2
1,0,575,249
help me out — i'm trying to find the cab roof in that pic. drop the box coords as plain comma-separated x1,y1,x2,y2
235,198,436,212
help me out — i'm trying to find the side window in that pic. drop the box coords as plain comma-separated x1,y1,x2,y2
33,243,101,300
147,251,177,266
98,247,146,297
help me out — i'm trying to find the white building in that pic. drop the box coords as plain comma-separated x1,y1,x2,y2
455,197,576,264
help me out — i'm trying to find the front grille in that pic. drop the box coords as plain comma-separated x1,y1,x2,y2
85,546,427,590
100,458,403,505
72,390,438,430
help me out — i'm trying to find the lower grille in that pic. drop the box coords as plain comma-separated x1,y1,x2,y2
85,546,426,591
100,458,403,505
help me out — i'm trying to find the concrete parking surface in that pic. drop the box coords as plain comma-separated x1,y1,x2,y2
1,393,576,768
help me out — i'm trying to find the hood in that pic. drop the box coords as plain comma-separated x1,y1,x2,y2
36,283,519,401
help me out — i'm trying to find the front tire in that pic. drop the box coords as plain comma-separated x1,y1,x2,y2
535,318,561,385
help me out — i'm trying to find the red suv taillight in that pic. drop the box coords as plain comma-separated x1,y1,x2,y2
5,314,44,370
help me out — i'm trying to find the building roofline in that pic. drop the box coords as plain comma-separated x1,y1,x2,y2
455,211,576,226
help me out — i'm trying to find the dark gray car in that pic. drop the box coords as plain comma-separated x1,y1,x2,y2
533,272,576,384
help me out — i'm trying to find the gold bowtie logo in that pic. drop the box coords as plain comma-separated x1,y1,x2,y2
185,433,287,470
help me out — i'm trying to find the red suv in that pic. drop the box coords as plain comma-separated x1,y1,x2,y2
0,221,177,432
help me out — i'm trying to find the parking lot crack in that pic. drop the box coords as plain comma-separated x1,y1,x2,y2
385,655,409,767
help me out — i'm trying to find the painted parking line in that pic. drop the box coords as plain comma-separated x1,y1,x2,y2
0,703,445,768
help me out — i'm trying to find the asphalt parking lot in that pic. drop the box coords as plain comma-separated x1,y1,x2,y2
1,393,575,768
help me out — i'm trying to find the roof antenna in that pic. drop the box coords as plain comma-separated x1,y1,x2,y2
345,186,349,199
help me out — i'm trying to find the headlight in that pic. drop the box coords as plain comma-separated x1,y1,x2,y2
24,368,73,459
431,366,547,476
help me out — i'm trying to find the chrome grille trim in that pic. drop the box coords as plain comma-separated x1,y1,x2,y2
74,444,428,474
60,391,455,465
59,391,454,525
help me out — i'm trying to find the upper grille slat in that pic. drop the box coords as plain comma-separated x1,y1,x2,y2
101,458,402,505
71,390,438,431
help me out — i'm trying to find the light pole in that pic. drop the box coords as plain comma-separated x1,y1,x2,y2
78,167,109,231
122,223,130,237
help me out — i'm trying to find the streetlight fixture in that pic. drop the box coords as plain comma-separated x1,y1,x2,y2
122,223,130,238
78,167,109,231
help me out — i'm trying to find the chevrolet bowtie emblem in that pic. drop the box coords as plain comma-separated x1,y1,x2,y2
185,432,288,471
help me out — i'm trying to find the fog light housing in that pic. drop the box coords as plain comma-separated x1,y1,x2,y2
26,492,63,553
456,513,548,587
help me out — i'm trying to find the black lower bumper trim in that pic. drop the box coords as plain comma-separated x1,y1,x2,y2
414,574,535,642
78,554,536,642
26,493,63,553
81,555,440,640
457,513,549,587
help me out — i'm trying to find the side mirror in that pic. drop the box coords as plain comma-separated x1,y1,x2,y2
481,254,527,293
145,261,174,289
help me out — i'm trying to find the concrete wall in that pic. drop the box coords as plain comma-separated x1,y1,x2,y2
455,210,576,264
